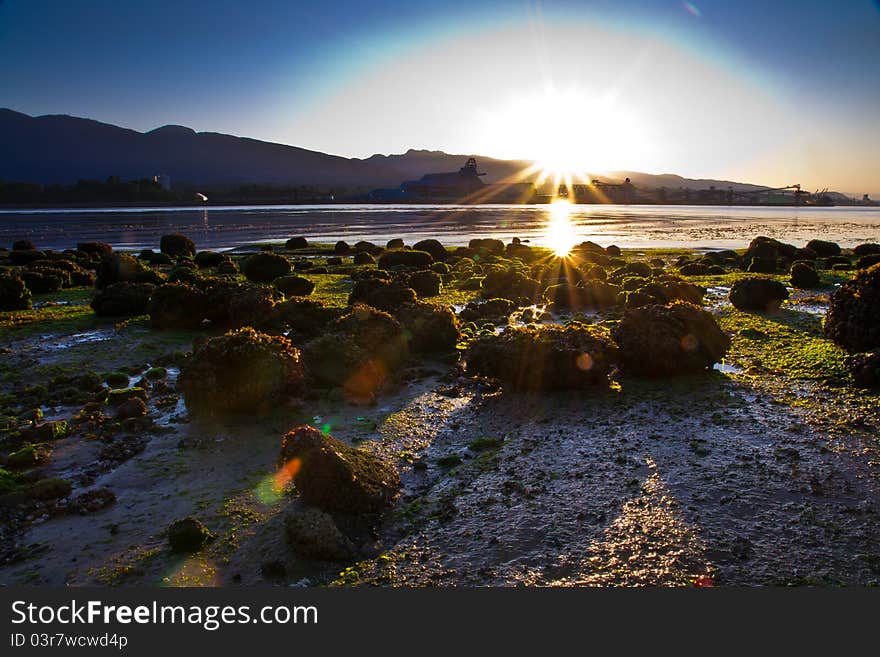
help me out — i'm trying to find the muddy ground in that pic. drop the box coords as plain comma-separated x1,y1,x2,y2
1,256,879,587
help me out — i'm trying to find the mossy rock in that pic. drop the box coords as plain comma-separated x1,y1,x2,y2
377,250,434,270
167,517,214,552
613,301,730,377
160,234,196,258
825,263,880,351
0,274,32,310
179,328,305,414
107,387,147,407
91,282,155,317
466,323,619,390
273,274,316,297
103,372,130,388
278,425,400,513
240,252,291,283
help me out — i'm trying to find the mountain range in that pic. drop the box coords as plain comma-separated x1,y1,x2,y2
0,108,772,192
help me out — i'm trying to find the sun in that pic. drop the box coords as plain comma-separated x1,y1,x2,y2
482,88,648,184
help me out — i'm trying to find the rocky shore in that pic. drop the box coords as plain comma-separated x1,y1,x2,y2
1,233,879,586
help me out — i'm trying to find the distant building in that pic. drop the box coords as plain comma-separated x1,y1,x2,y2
399,157,486,199
153,174,171,191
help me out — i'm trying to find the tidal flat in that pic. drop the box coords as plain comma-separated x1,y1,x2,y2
1,235,879,587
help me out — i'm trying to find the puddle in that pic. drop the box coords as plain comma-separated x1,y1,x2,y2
714,361,743,374
42,329,115,349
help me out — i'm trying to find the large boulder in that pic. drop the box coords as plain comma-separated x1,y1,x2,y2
179,328,305,414
824,264,880,352
96,253,163,288
91,282,155,316
160,234,196,258
543,280,621,310
805,239,841,257
742,236,798,273
348,278,417,312
273,274,315,297
458,298,515,324
167,517,213,552
269,297,343,340
729,277,789,311
853,243,880,256
241,252,291,283
466,324,619,390
301,334,380,403
790,262,820,289
404,270,442,297
0,274,31,310
148,283,207,329
193,250,225,268
278,425,400,513
285,237,309,250
377,250,434,270
412,239,448,262
395,301,461,353
202,280,281,329
333,304,405,354
77,242,113,256
480,270,541,302
613,302,730,376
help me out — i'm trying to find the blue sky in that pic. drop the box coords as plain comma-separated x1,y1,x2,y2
1,0,878,193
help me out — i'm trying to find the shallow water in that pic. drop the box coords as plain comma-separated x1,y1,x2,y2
2,203,879,251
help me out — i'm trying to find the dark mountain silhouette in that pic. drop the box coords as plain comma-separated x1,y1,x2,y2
1,108,771,192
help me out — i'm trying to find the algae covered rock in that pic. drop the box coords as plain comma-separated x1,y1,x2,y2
543,280,621,310
729,277,789,311
480,270,541,302
0,274,31,310
167,517,213,552
269,297,343,339
179,328,305,413
96,253,163,288
459,298,515,324
790,262,820,289
286,237,309,250
377,249,434,270
412,239,448,262
241,252,291,283
91,282,155,316
202,280,281,329
273,274,315,297
805,239,841,257
466,324,619,390
405,270,442,297
348,278,417,312
613,301,730,377
278,425,400,513
148,283,207,329
160,233,196,258
395,301,461,353
824,264,880,352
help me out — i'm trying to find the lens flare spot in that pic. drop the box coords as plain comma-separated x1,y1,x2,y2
576,352,594,371
255,457,301,504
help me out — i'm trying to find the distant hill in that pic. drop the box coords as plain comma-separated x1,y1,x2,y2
1,108,772,192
